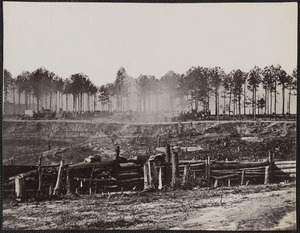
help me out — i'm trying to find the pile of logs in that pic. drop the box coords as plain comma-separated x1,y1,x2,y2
3,145,296,201
144,147,296,190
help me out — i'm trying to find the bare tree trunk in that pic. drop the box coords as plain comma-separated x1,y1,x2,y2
244,83,246,115
18,91,21,114
238,94,241,118
229,90,232,115
87,94,90,112
49,92,52,111
25,92,28,110
143,96,146,113
288,88,291,114
270,91,273,114
148,94,151,113
264,89,267,115
60,92,63,111
282,86,285,116
274,81,277,115
156,94,159,112
66,94,69,112
45,94,48,109
73,94,76,112
252,89,255,116
94,93,97,112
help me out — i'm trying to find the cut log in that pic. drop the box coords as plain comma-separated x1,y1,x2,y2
53,160,65,195
171,151,179,189
211,174,239,180
241,170,245,185
210,161,269,170
158,167,162,190
274,161,296,165
69,161,114,169
15,177,25,199
143,164,148,190
118,177,144,183
119,162,141,169
117,172,141,178
9,170,37,181
183,165,190,186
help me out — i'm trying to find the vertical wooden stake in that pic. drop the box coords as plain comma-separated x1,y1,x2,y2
15,176,25,200
207,156,211,187
53,160,64,195
49,184,53,196
89,165,95,195
148,161,153,188
214,179,218,188
264,166,270,184
183,165,190,186
152,161,158,189
268,152,274,183
171,151,179,189
158,166,162,190
38,154,42,193
241,170,245,185
143,164,148,190
166,144,171,163
165,144,171,186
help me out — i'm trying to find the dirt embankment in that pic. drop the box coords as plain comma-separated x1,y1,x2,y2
2,120,296,165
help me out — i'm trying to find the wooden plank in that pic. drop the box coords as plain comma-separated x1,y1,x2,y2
210,161,269,170
274,161,296,165
118,177,144,183
9,170,37,181
211,174,239,180
279,168,296,173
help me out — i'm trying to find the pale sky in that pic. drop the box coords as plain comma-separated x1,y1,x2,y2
3,2,298,86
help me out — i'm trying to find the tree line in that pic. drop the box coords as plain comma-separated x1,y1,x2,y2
3,65,297,118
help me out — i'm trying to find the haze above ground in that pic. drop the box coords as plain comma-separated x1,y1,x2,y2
3,2,297,86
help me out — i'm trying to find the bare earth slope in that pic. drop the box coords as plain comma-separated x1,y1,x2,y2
2,120,296,165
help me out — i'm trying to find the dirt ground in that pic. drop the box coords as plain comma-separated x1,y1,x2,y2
3,182,296,230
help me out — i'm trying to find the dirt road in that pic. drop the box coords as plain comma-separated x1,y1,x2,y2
3,183,296,230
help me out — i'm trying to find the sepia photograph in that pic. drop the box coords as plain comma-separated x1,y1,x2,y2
2,2,297,230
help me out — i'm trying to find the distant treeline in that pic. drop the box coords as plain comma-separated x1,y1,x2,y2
3,65,297,117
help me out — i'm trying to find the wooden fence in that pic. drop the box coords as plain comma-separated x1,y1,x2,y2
3,146,296,201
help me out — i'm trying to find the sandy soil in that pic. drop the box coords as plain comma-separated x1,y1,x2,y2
3,182,296,230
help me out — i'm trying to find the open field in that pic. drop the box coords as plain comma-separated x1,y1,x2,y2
3,182,296,230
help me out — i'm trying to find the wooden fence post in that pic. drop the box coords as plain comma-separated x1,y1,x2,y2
166,144,171,163
152,161,159,189
37,154,42,194
268,151,274,183
241,170,245,185
53,160,64,195
148,161,153,188
143,164,149,190
89,165,95,195
165,144,171,186
264,165,270,184
15,176,25,201
171,151,179,189
183,165,190,186
66,166,72,195
158,166,163,190
207,156,211,187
